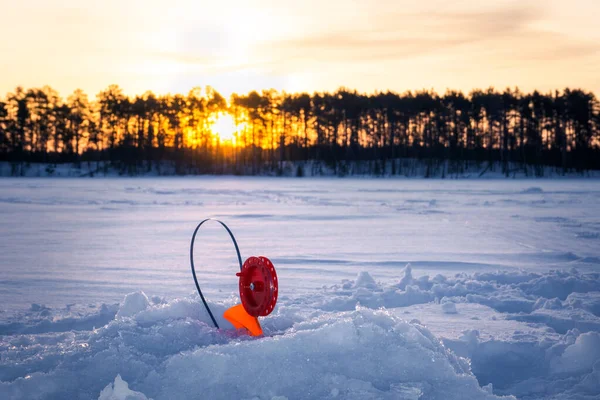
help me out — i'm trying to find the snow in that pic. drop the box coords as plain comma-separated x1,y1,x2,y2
441,300,458,314
98,375,150,400
550,332,600,375
1,177,600,399
353,271,377,288
116,292,150,319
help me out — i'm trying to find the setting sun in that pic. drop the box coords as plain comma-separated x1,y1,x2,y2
211,113,239,143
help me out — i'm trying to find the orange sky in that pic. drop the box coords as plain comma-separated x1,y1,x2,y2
1,0,599,98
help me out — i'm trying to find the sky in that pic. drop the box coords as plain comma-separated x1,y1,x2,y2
1,0,599,98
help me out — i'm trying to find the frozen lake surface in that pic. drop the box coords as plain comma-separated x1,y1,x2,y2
1,178,599,400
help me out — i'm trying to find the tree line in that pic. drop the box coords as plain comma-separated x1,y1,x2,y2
1,85,599,176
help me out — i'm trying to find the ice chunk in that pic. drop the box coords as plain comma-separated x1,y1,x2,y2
533,298,563,310
397,263,413,290
442,301,458,314
551,332,600,374
565,292,600,317
30,304,49,312
116,292,150,319
518,270,600,300
98,375,150,400
149,308,509,399
521,187,543,194
353,271,376,289
572,360,600,394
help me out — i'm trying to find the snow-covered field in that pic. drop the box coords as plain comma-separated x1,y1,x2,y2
1,178,599,400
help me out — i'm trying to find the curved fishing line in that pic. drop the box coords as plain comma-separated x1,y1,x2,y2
190,218,243,329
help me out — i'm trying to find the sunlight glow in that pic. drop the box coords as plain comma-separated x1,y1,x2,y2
211,113,240,143
1,1,599,96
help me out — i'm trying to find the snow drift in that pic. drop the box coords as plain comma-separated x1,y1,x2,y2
2,266,600,399
0,299,511,400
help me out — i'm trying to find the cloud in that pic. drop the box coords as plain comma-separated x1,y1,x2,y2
255,2,598,66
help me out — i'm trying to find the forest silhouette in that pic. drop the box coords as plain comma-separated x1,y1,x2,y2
1,85,599,176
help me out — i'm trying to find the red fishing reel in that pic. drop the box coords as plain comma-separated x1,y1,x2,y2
190,219,279,336
224,256,278,336
237,256,278,317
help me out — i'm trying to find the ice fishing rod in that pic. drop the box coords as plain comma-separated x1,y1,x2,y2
189,218,278,336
